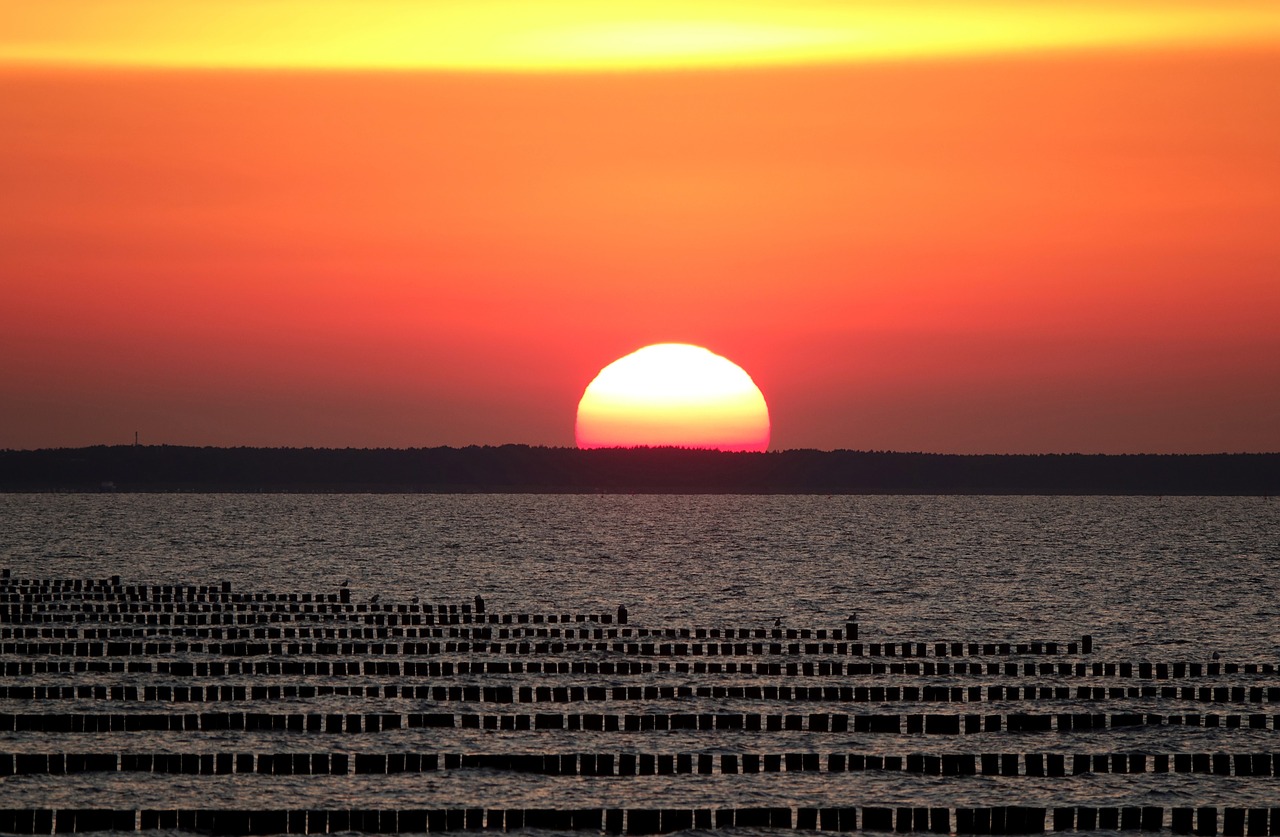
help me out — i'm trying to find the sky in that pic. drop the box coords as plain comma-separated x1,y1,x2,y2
2,1,1279,453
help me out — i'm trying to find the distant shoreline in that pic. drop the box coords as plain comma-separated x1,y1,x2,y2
1,445,1277,495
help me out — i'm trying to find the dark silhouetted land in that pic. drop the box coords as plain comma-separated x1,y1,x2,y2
1,445,1277,494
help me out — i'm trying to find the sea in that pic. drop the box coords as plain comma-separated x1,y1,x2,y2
1,494,1278,824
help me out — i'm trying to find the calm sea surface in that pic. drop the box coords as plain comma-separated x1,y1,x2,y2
1,494,1279,820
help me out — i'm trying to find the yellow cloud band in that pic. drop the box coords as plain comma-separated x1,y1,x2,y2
3,1,1280,71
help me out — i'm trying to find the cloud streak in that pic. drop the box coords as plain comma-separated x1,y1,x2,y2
4,1,1280,71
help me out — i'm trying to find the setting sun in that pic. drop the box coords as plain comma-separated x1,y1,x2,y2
575,344,770,452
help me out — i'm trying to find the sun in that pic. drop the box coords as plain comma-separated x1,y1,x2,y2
576,343,770,452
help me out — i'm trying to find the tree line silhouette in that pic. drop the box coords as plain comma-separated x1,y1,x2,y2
1,445,1276,494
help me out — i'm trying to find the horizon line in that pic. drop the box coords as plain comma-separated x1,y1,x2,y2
5,444,1278,457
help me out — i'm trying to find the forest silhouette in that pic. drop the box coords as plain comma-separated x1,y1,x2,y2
1,446,1276,494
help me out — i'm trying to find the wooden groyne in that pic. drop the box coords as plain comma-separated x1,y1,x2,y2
2,570,1277,835
0,805,1277,834
3,751,1279,777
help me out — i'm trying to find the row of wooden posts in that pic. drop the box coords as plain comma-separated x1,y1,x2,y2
4,682,1278,705
3,751,1280,777
1,710,1277,733
1,658,1270,679
4,571,1121,660
0,805,1277,835
5,626,864,642
4,572,1273,837
17,640,1076,659
0,640,1113,660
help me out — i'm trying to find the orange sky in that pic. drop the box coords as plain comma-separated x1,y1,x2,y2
2,3,1279,452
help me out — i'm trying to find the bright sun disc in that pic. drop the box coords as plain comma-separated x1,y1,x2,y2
575,343,770,452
